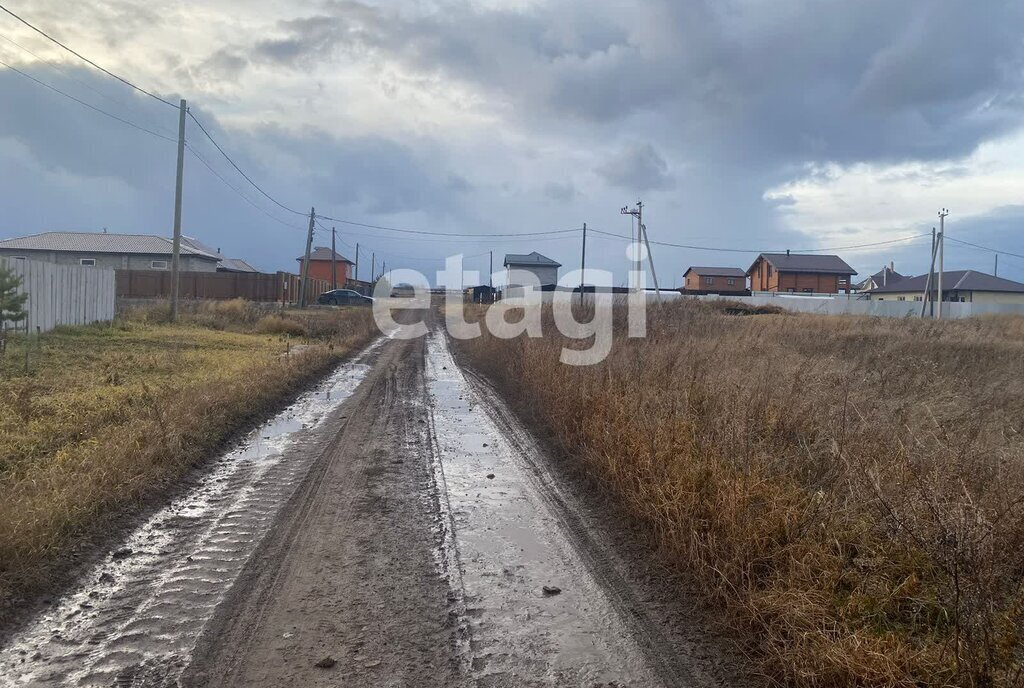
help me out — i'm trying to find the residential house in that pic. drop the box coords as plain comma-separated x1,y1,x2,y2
857,263,904,291
868,270,1024,304
504,252,561,290
747,252,857,294
296,247,355,287
0,231,221,272
179,236,259,273
681,267,748,294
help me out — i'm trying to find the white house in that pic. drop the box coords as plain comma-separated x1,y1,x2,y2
503,252,561,290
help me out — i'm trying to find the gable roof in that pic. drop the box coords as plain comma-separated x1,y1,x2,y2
217,258,260,273
0,231,219,260
869,270,1024,294
748,253,857,276
683,266,747,279
503,251,561,268
297,246,354,264
858,266,905,290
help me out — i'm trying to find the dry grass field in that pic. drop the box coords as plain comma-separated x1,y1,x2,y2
0,300,377,622
457,299,1024,687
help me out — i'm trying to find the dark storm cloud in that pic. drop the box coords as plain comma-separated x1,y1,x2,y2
596,143,673,192
247,0,1024,170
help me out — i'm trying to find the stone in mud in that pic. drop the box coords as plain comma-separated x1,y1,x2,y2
315,656,337,669
542,586,562,596
111,548,133,560
486,474,495,480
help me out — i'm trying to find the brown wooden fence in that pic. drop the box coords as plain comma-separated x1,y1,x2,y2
116,270,333,304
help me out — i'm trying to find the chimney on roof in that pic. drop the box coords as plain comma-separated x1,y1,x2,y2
882,265,887,287
786,249,790,257
217,247,221,254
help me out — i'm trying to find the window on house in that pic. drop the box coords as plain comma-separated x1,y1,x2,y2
897,296,906,301
727,278,735,286
12,256,26,261
913,296,923,302
151,260,168,269
787,287,795,293
80,258,96,266
839,278,847,285
802,287,813,293
704,276,714,285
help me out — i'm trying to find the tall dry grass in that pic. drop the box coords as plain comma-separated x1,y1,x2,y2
0,304,378,623
457,300,1024,687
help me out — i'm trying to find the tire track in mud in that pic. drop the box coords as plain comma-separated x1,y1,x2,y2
424,331,682,687
0,340,386,688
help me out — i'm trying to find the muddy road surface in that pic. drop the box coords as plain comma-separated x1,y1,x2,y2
0,326,743,687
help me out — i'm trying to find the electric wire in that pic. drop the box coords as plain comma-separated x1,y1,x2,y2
0,2,177,108
0,56,176,142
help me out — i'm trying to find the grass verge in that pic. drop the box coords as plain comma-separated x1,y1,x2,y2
0,301,377,624
455,299,1024,687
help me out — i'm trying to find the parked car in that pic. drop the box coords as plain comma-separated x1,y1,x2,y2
317,289,374,306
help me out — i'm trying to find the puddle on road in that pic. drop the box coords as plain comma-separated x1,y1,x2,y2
0,340,383,688
424,333,658,686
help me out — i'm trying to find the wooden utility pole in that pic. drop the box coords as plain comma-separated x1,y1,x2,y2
579,222,587,305
299,207,315,307
331,227,338,290
170,98,187,321
355,243,360,281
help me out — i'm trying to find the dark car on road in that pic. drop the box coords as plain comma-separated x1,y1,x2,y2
317,289,374,306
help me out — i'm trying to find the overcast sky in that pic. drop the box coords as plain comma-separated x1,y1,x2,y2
2,0,1024,285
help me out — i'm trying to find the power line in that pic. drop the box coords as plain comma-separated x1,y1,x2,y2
187,110,308,217
316,214,582,238
0,56,176,142
0,2,177,108
187,143,307,232
945,236,1024,261
587,228,929,254
0,31,177,137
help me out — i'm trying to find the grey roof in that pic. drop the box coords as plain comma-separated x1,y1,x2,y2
0,231,219,260
217,258,260,273
684,266,747,278
178,235,221,259
298,246,354,264
869,270,1024,294
857,266,905,290
503,251,562,268
749,253,857,275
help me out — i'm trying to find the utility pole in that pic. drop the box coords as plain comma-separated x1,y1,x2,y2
170,98,186,321
355,243,360,282
621,201,643,291
331,227,337,290
937,209,948,319
639,222,662,302
921,227,938,318
371,253,376,283
489,251,493,289
579,222,587,305
299,207,315,308
995,254,999,277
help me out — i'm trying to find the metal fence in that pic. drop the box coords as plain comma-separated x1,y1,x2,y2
1,257,116,332
697,293,1024,319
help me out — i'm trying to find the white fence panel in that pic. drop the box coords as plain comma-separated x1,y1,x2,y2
696,293,1024,319
1,258,116,332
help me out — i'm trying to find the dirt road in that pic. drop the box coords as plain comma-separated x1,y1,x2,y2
0,326,742,687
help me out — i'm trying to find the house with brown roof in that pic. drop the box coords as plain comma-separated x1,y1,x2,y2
747,252,857,294
867,270,1024,304
296,247,355,287
681,267,748,295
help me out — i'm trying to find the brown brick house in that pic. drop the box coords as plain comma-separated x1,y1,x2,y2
747,252,857,294
681,267,748,295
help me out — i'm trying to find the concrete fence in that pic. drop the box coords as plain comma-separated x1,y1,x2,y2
696,293,1024,319
2,257,116,332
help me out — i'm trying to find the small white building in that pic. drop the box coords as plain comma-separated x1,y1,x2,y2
503,252,561,290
